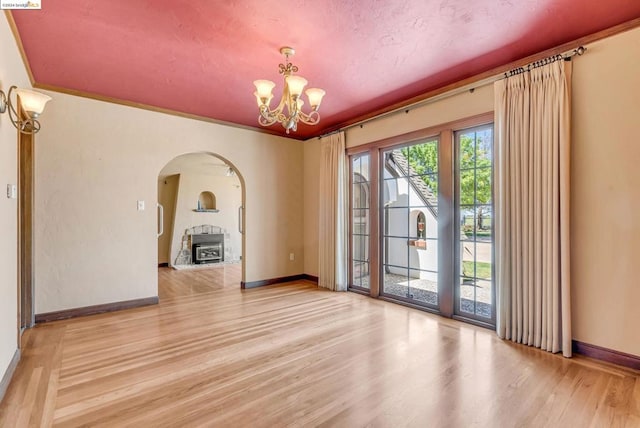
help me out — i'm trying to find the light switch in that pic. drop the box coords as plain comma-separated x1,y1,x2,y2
137,200,145,211
6,184,17,199
289,253,295,261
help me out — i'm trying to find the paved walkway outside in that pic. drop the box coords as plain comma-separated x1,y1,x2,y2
358,272,492,318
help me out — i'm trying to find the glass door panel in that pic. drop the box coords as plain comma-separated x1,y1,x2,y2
381,139,439,309
456,125,494,322
350,154,371,290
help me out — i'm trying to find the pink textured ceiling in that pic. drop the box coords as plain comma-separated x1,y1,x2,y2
11,1,640,139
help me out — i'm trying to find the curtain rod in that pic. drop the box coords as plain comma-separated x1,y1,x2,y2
504,46,586,77
320,46,586,138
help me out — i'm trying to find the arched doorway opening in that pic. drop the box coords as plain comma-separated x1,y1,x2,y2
156,152,245,297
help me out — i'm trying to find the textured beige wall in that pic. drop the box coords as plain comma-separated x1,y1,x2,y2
345,85,494,148
169,172,242,265
571,27,640,356
157,174,179,265
0,15,31,379
34,92,304,313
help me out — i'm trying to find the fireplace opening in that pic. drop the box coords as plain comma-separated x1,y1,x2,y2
193,243,223,264
191,233,225,265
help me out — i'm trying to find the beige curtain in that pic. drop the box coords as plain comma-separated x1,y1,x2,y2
495,60,572,357
318,131,348,291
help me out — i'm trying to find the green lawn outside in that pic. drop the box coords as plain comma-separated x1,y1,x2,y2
462,261,492,279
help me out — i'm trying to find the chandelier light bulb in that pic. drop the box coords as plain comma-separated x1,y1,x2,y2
254,91,273,107
285,75,308,98
253,80,275,105
305,88,325,110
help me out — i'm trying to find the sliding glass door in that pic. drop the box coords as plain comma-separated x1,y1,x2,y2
348,117,495,327
380,139,439,309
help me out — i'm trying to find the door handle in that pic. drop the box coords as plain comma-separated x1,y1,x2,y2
238,205,244,234
157,203,164,237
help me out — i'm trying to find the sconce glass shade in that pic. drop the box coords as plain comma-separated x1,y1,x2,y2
285,75,308,98
14,88,51,116
305,88,326,109
253,80,275,105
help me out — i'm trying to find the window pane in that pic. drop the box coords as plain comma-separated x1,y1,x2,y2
475,280,492,318
352,156,361,177
459,133,475,169
474,242,492,280
408,212,438,240
461,241,476,282
476,205,492,240
460,207,475,241
353,261,370,289
382,268,409,299
476,129,493,163
353,180,370,209
353,234,369,263
404,140,438,175
404,141,438,175
383,177,409,207
409,239,438,272
475,167,492,205
409,269,438,306
460,206,493,241
459,169,475,205
408,174,438,207
456,124,494,322
459,276,476,315
384,237,409,269
352,208,369,225
384,207,409,237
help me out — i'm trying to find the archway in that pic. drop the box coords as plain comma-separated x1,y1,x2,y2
156,152,245,295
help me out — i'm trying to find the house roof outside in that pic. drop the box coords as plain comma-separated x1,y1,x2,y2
386,150,438,217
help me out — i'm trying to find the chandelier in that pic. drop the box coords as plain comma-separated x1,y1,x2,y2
253,47,325,134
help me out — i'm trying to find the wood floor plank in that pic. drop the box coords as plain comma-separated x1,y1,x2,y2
0,265,639,427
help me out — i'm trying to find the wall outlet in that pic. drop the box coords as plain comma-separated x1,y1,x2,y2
289,253,295,261
137,200,145,211
6,184,17,199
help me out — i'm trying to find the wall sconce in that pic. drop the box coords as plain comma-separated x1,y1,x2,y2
0,86,51,134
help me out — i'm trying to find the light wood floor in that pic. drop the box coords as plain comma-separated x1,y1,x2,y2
1,266,639,427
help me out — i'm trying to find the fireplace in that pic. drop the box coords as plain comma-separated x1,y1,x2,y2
191,233,224,264
193,243,222,264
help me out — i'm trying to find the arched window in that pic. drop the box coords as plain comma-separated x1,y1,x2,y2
417,212,426,239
